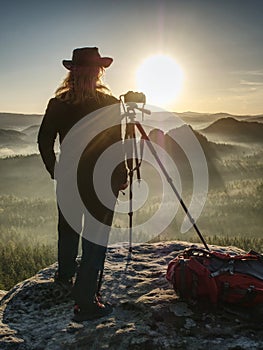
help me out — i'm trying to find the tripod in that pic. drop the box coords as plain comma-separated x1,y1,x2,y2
96,99,209,299
122,102,210,252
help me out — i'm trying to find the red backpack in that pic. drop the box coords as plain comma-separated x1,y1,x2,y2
166,248,263,306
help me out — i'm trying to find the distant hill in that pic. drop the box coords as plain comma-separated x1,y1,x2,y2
147,126,229,187
0,129,27,145
0,113,42,131
177,112,263,130
21,125,40,143
0,113,42,157
22,125,40,135
200,117,263,143
0,127,39,157
149,124,232,160
246,115,263,123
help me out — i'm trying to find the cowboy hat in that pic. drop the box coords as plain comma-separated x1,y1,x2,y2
62,47,113,70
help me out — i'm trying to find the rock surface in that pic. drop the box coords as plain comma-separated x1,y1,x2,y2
0,291,7,299
0,241,262,350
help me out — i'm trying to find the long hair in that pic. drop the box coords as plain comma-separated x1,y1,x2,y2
55,66,111,104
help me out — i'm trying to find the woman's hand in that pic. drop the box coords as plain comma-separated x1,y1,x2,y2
119,181,129,191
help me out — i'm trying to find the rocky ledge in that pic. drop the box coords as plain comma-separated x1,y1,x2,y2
0,241,262,350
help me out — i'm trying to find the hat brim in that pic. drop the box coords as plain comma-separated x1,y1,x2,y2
62,57,113,70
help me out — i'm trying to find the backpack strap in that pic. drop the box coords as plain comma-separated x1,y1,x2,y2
210,260,234,277
222,283,257,305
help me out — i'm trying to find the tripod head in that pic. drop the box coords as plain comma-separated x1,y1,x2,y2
120,91,151,121
126,102,151,116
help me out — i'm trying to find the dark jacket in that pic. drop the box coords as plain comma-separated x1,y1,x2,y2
38,94,127,207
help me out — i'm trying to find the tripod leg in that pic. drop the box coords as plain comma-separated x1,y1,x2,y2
132,127,141,181
128,170,133,252
125,122,142,253
135,121,209,251
125,123,134,252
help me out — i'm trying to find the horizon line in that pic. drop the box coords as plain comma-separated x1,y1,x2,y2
0,111,262,117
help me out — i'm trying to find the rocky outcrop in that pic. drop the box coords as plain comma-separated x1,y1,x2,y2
0,291,7,299
0,241,262,350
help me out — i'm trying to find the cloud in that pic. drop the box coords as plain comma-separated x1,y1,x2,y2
228,80,263,94
245,70,263,76
229,70,263,92
240,79,263,86
231,69,263,76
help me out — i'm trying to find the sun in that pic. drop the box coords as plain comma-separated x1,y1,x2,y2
136,54,184,107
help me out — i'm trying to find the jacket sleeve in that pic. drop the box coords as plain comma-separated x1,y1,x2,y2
37,99,58,179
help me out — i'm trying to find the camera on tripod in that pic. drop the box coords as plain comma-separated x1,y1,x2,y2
120,91,151,120
123,91,146,104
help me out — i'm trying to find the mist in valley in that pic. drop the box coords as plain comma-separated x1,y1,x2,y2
0,111,262,289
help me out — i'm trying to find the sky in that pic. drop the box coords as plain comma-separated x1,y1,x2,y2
0,0,262,115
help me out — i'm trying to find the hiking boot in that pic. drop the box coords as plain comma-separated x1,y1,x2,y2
95,292,103,304
54,271,74,287
72,301,113,322
73,295,104,314
53,271,74,299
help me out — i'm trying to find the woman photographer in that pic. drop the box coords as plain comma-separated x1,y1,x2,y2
38,47,127,321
